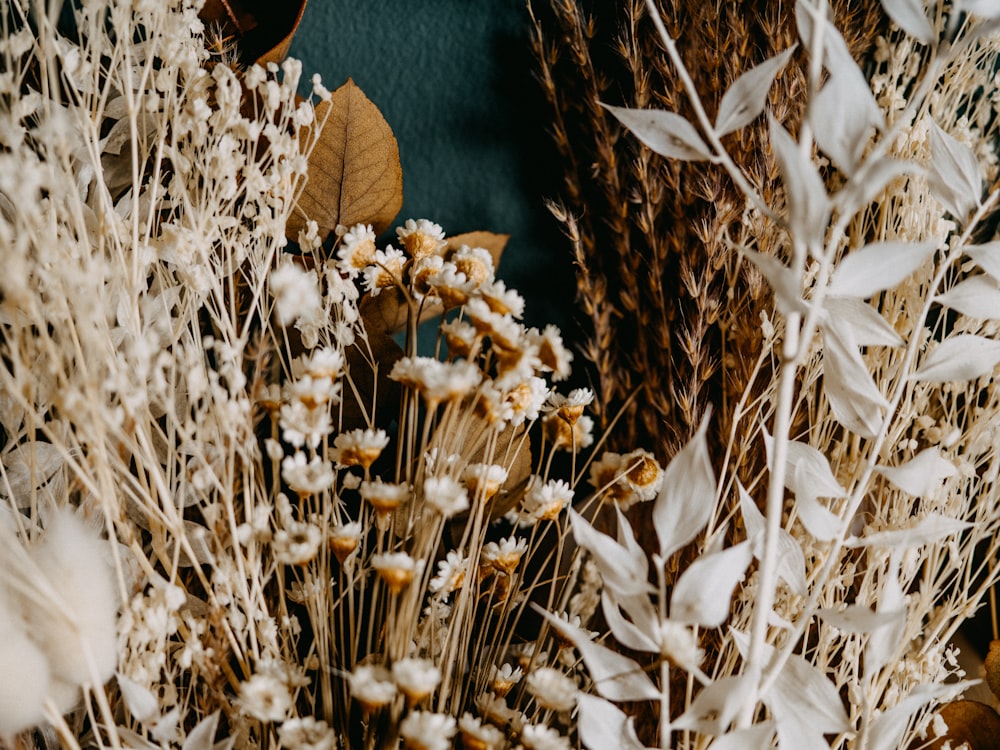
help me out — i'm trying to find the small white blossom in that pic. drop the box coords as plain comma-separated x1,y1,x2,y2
525,667,577,712
399,710,456,750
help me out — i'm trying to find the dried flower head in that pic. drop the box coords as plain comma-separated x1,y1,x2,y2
372,552,419,594
397,218,446,260
462,463,509,502
392,657,442,704
335,223,378,277
399,710,456,750
332,428,390,470
328,521,363,565
424,476,470,518
349,664,397,713
525,667,577,712
482,536,527,575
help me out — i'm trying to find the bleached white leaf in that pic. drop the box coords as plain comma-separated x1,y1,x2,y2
715,47,796,136
880,0,934,42
673,676,753,734
775,716,832,750
117,673,159,723
911,334,1000,382
926,117,982,221
822,297,902,347
114,728,160,750
795,491,842,541
936,275,1000,319
671,542,752,627
962,0,1000,18
837,158,915,216
537,607,661,702
602,591,658,653
811,60,882,173
605,104,712,161
851,512,972,549
570,510,652,598
868,682,978,750
730,631,846,741
741,250,806,316
828,240,938,299
966,241,1000,283
769,652,851,736
822,329,889,439
653,414,716,559
817,605,894,633
867,552,907,674
783,439,845,499
182,711,220,750
769,114,830,248
708,724,776,750
875,448,957,498
739,483,807,595
0,442,64,505
577,693,646,750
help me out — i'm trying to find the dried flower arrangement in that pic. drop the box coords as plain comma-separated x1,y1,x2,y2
4,0,1000,749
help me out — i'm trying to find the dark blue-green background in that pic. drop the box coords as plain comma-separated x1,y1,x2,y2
289,2,576,332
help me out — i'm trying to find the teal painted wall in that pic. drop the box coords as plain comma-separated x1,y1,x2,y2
289,2,575,332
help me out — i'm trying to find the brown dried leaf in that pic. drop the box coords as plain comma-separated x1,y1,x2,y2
199,0,308,67
359,288,413,337
986,640,1000,702
921,700,1000,750
287,79,403,242
254,1,309,67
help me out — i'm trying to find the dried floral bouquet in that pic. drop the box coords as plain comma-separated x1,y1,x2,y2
5,0,1000,749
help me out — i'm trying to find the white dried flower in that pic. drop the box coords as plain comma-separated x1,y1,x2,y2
429,550,467,595
390,356,483,405
488,662,523,697
521,724,570,750
239,671,292,722
424,475,469,518
396,218,446,260
451,245,495,287
458,713,506,750
525,667,577,712
281,452,334,496
482,536,527,575
522,477,573,521
335,223,377,277
278,716,337,750
399,710,456,750
372,552,419,594
362,246,406,296
392,657,441,703
271,262,323,325
332,428,390,470
462,463,509,502
349,664,397,712
273,522,323,566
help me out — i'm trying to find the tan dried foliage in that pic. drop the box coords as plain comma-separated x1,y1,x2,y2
288,79,404,241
